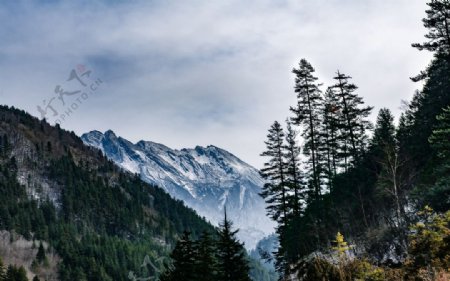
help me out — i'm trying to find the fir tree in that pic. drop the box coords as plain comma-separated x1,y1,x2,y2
411,0,450,81
330,71,372,169
412,0,450,55
260,121,289,224
194,231,219,281
372,109,406,225
36,242,46,264
426,106,450,210
429,106,450,158
5,265,28,281
283,120,305,216
160,231,197,281
320,88,342,191
290,59,323,200
216,210,251,281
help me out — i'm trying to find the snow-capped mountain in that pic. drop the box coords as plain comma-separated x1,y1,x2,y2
81,130,275,249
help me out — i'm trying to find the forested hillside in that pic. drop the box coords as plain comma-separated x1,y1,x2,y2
259,1,450,280
0,105,214,280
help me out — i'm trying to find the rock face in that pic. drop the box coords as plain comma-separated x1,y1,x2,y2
82,130,275,249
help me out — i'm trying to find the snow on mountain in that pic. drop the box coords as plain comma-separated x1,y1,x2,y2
81,130,275,249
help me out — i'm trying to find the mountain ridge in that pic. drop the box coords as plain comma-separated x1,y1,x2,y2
82,130,275,249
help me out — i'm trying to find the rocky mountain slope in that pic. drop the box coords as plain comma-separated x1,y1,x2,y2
82,130,275,248
0,105,215,280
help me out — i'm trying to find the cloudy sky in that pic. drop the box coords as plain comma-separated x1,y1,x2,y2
0,0,433,167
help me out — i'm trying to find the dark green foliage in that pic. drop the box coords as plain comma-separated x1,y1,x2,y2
320,88,341,191
259,2,450,280
283,120,305,217
5,265,28,281
329,71,373,168
160,231,197,281
371,109,406,225
429,106,450,158
411,0,450,82
260,120,309,276
290,59,323,199
412,0,450,55
0,105,215,281
216,211,251,281
195,231,219,281
35,243,46,265
420,106,450,211
260,121,289,224
370,108,396,155
160,213,251,281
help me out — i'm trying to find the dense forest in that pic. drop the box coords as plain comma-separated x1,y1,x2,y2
0,105,217,280
0,108,274,280
259,1,450,280
2,1,450,281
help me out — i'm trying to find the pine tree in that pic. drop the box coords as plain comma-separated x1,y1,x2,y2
5,265,28,281
216,210,251,281
429,106,450,158
320,88,342,191
36,242,46,264
412,0,450,54
426,106,450,210
412,0,450,81
290,59,323,200
372,109,405,225
194,231,219,281
371,108,396,154
330,71,372,169
283,120,305,216
160,231,197,281
260,121,289,224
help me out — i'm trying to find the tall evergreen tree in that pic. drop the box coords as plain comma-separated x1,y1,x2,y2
290,59,323,200
160,231,197,281
320,88,342,191
283,120,305,216
411,0,450,81
426,106,450,211
194,231,219,281
260,121,289,224
216,210,251,281
412,0,450,55
330,71,372,169
370,108,396,157
371,109,405,225
36,242,46,264
429,106,450,158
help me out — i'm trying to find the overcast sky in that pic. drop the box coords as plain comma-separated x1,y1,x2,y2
0,0,433,167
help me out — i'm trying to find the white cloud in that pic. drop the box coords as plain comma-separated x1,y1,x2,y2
0,0,433,167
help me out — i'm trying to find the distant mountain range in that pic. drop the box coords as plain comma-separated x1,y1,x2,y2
82,130,275,248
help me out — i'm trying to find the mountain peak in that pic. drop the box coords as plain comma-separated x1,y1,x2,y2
104,129,117,138
82,130,274,249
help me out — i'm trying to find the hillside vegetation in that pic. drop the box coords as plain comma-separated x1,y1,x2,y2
258,1,450,280
0,105,214,280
